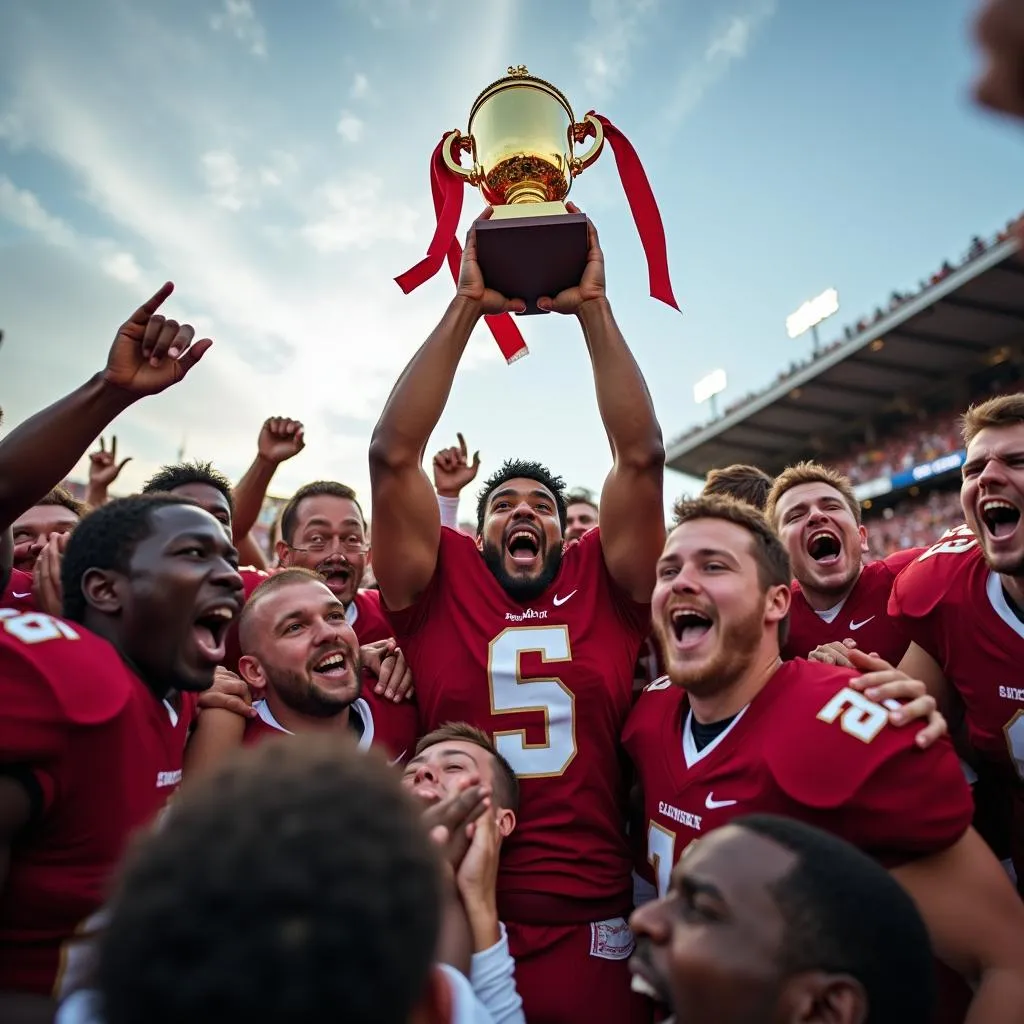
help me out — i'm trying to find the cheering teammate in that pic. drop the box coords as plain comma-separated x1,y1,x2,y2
0,492,245,1018
890,395,1024,886
625,495,1024,1021
184,569,416,772
370,209,663,1024
766,462,919,664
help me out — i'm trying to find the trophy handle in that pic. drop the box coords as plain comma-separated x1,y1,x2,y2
569,114,604,177
442,130,479,184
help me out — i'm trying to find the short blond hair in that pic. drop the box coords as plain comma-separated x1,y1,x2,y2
961,393,1024,445
766,462,860,527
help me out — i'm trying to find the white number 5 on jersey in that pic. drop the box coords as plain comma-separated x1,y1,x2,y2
488,626,576,778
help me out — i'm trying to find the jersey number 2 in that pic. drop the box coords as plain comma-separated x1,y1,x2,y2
488,626,576,779
816,687,888,743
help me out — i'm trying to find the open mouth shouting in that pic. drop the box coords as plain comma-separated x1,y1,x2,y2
668,605,714,652
192,601,240,665
505,523,543,569
316,560,354,596
629,957,675,1023
806,528,843,567
979,496,1021,544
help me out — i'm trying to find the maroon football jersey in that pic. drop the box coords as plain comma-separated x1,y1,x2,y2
622,659,973,898
0,609,195,996
386,527,649,919
1,567,36,611
241,695,410,761
783,550,921,664
889,525,1024,784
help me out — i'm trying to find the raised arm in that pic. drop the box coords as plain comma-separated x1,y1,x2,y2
0,282,211,531
369,212,524,611
538,207,665,602
891,827,1024,1023
232,417,305,561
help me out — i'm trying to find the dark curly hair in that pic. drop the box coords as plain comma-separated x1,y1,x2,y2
61,494,198,624
96,739,442,1024
142,460,234,514
475,458,567,536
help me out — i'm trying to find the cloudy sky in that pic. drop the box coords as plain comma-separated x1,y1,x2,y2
1,0,1021,517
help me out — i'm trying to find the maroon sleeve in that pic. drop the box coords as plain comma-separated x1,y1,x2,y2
0,641,69,766
769,670,973,863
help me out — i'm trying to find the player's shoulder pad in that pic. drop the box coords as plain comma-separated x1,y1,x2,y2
889,524,980,618
765,664,907,809
0,610,134,726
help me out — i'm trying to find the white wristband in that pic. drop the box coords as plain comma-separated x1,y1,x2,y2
437,493,461,529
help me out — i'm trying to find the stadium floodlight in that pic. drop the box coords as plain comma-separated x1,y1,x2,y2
786,287,840,354
694,368,727,419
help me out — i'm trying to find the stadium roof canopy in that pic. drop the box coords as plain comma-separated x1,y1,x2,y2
666,237,1024,480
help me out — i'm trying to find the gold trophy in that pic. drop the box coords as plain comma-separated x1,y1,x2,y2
397,66,678,359
440,65,605,314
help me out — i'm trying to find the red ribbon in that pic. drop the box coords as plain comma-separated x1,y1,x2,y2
394,136,528,364
586,112,680,312
395,116,680,364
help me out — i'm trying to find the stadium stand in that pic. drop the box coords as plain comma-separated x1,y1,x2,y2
667,218,1024,561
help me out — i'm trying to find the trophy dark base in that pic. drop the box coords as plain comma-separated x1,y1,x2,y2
475,213,589,315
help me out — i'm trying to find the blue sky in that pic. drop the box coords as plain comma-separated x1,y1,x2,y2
0,0,1020,518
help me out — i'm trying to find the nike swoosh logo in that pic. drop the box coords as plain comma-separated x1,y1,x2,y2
849,616,875,631
705,793,737,810
552,590,577,607
11,592,30,599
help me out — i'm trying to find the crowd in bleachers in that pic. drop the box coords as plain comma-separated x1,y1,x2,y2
865,488,963,560
670,215,1022,443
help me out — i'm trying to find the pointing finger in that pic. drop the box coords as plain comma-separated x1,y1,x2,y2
128,282,174,326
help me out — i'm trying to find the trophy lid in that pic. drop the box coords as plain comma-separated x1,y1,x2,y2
469,66,575,122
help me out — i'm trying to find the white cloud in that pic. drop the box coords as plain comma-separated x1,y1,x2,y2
301,173,419,252
101,251,143,283
0,175,145,285
201,149,246,210
576,0,659,99
666,0,777,124
336,111,364,143
350,72,370,99
210,0,267,57
0,175,76,247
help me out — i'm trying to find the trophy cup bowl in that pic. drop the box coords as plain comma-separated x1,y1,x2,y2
442,66,605,314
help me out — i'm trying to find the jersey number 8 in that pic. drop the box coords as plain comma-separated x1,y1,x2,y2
488,626,577,779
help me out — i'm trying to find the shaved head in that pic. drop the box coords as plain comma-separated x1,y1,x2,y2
237,568,330,656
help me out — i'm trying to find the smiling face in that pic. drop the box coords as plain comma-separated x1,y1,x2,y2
90,504,244,695
962,422,1024,576
479,477,563,602
12,502,81,573
628,826,796,1024
652,519,789,697
277,495,367,605
772,482,866,604
239,578,362,717
565,500,598,544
